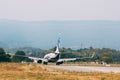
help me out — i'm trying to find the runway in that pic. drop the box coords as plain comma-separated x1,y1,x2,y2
52,65,120,73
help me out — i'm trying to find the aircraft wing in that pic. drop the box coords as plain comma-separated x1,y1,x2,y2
58,52,95,62
73,52,95,60
10,54,45,63
59,57,93,62
56,58,77,65
57,58,77,62
28,57,44,61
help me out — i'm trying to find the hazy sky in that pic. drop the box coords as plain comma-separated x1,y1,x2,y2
0,0,120,21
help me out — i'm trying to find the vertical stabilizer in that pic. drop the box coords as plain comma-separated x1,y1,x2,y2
55,37,61,54
55,46,59,53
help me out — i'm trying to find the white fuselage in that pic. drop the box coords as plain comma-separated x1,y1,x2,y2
44,53,57,60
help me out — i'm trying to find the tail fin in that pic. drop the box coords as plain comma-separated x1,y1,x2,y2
91,52,95,58
55,37,61,54
55,46,59,53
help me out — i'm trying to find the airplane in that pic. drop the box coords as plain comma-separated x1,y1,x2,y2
28,37,66,65
27,37,95,65
10,37,95,65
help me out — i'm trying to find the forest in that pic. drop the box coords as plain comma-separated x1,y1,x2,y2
2,47,120,64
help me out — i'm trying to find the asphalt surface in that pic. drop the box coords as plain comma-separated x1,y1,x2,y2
53,65,120,73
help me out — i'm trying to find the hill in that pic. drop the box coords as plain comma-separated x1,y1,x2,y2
0,20,120,49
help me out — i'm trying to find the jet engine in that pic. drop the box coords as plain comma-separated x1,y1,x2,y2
56,59,63,65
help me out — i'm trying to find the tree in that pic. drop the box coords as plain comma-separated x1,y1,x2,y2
0,48,11,62
101,54,113,64
12,51,26,62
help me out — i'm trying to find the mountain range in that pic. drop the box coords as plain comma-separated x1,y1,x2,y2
0,19,120,50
